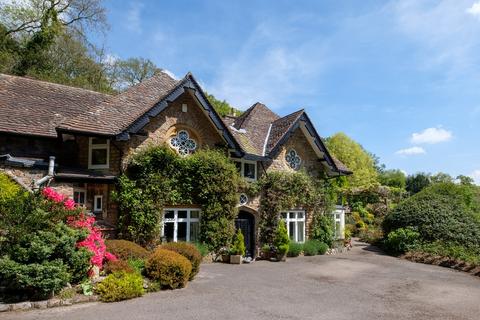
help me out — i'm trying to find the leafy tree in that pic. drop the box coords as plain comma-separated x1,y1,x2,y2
457,175,475,186
379,169,406,189
406,173,431,195
431,172,454,184
108,57,161,90
325,132,378,190
205,92,242,117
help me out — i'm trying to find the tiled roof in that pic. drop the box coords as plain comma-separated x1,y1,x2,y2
266,109,304,154
0,74,109,137
58,72,179,135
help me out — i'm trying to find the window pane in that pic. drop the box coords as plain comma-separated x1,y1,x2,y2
92,138,107,145
95,197,102,210
289,212,295,219
164,222,174,242
190,221,199,242
190,210,200,219
297,221,305,242
164,210,174,219
289,221,295,240
244,163,255,179
177,222,187,242
91,148,107,165
178,210,187,219
297,212,304,219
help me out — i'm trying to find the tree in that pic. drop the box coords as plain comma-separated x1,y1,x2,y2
325,132,378,190
406,173,431,195
379,169,406,189
205,92,242,117
457,175,475,186
431,172,454,184
108,57,162,90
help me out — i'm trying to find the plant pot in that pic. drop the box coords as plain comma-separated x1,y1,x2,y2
221,254,230,263
230,255,242,264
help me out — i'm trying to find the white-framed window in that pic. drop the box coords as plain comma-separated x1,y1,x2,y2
285,149,301,170
281,210,305,243
73,190,86,207
88,137,110,169
162,208,200,242
93,195,103,213
233,159,257,181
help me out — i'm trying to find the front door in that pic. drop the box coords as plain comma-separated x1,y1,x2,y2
234,211,255,258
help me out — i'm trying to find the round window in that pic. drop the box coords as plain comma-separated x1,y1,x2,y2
239,193,248,206
169,130,197,156
285,149,301,170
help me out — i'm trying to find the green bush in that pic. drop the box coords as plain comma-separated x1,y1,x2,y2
0,173,21,204
105,240,149,260
287,242,303,257
303,240,319,256
127,259,145,274
95,271,144,302
383,183,480,248
414,241,480,265
311,214,335,247
145,248,192,289
230,229,246,256
274,221,290,255
317,242,329,255
161,242,202,280
104,260,135,274
0,257,70,299
194,242,209,257
384,227,420,254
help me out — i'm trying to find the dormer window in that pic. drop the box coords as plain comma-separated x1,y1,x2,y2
286,149,301,170
88,137,110,169
170,130,197,156
233,159,257,181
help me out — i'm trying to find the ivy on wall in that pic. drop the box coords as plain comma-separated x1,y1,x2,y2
256,170,337,244
114,145,243,250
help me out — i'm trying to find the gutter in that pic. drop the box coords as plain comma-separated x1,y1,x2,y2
33,156,55,191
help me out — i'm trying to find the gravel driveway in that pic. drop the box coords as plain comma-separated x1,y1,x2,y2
4,241,480,320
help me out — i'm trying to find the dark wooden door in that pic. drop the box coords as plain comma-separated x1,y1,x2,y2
235,211,255,257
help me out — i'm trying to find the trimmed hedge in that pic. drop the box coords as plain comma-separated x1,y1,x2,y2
287,242,303,257
160,242,202,280
104,260,135,275
145,248,192,289
303,240,328,256
95,271,144,302
105,240,149,260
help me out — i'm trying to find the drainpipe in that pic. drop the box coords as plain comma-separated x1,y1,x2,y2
33,156,55,191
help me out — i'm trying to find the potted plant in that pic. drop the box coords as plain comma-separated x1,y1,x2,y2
229,229,246,264
261,244,272,260
274,220,290,262
218,247,231,263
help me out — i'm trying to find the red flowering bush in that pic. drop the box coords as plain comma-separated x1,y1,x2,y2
44,187,117,271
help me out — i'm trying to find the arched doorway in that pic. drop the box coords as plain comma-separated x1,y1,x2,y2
235,210,255,258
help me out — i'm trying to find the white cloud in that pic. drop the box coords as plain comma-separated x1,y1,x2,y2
410,127,452,144
467,2,480,18
102,53,119,66
470,170,480,184
126,2,144,34
395,146,426,156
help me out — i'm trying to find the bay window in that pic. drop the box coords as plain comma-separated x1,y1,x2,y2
162,208,200,242
281,210,305,243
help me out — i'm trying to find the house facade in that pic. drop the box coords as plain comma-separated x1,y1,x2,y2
0,72,351,256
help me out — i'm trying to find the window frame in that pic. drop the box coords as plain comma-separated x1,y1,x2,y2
88,137,110,169
233,159,257,181
93,195,103,213
73,189,86,207
280,210,306,243
162,208,201,242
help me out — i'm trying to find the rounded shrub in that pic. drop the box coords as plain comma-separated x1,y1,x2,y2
160,242,201,280
303,240,319,256
105,240,149,260
95,271,144,302
287,242,303,257
145,248,192,289
383,183,480,248
104,260,135,275
231,229,246,256
384,227,420,254
316,242,329,255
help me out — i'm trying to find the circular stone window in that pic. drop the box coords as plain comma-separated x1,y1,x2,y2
285,149,301,170
239,193,248,206
169,130,197,156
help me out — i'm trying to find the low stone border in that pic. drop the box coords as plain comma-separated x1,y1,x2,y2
402,251,480,277
0,294,98,313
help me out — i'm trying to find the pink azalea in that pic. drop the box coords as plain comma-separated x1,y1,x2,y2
64,198,76,210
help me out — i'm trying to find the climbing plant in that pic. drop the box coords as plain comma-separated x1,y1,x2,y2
114,145,243,250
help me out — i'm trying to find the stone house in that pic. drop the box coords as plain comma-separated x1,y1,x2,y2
0,72,351,257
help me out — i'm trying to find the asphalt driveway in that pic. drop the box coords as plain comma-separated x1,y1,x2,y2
4,241,480,320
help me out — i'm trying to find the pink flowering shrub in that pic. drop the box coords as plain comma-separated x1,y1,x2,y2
42,187,117,272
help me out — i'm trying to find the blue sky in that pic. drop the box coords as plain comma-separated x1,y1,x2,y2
98,0,480,182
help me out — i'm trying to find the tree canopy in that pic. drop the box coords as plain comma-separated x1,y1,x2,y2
325,132,378,190
205,92,242,117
